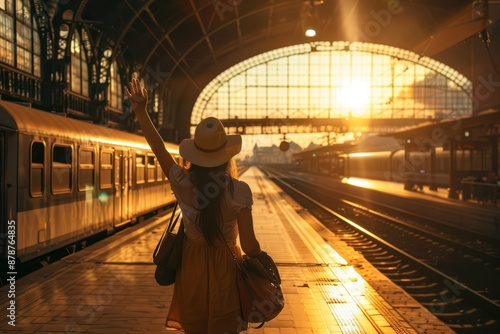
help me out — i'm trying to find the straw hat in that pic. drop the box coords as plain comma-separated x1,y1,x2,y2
179,117,242,167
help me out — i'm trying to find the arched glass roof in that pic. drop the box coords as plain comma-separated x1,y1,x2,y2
192,41,472,127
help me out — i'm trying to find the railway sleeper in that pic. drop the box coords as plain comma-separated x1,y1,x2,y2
410,292,442,302
338,232,363,237
338,230,363,235
376,263,410,271
349,243,379,249
434,307,479,319
364,251,397,263
340,239,368,244
420,298,463,308
369,260,402,266
390,276,427,284
342,238,370,244
359,247,384,253
352,243,379,249
401,282,439,292
339,237,367,242
377,268,418,278
337,235,359,240
363,252,393,260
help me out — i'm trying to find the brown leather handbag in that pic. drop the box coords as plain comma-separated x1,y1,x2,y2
153,203,184,286
223,236,284,328
235,252,284,327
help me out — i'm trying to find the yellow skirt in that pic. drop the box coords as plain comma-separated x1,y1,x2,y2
166,237,247,333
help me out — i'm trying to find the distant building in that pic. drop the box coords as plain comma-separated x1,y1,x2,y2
252,142,302,164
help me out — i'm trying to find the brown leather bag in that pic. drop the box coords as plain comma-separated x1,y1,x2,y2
235,252,284,327
153,204,184,286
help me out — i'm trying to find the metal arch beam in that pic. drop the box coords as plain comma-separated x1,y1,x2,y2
412,3,491,56
135,0,229,90
154,1,300,87
74,0,89,22
142,5,185,60
106,0,199,77
108,0,155,65
233,0,243,40
140,5,195,78
121,0,201,90
189,0,217,64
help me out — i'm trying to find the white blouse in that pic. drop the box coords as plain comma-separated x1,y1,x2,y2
168,164,253,244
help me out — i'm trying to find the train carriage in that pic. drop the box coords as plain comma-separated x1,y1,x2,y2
0,100,178,262
293,146,452,190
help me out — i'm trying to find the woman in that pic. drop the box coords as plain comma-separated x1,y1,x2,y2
126,78,261,333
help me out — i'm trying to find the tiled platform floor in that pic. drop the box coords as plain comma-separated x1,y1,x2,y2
0,167,455,333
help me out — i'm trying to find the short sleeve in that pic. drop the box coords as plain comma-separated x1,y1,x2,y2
232,180,253,213
168,163,187,196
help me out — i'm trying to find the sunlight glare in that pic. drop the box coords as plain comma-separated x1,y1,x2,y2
342,177,374,188
337,79,371,112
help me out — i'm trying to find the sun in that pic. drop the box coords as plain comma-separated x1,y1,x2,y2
337,79,371,115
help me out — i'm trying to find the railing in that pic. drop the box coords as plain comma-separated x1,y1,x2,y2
66,92,91,118
0,65,42,102
461,180,499,206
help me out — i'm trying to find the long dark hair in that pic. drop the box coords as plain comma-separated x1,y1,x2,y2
189,162,233,246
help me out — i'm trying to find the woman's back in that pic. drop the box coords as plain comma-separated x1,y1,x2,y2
169,163,253,246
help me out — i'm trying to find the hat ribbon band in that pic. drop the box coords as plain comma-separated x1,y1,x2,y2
194,141,227,153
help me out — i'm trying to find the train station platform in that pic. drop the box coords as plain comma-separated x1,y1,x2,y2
342,177,460,205
282,170,499,241
1,167,455,333
338,176,500,240
337,174,500,209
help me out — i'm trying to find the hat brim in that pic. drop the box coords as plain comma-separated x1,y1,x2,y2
179,135,242,167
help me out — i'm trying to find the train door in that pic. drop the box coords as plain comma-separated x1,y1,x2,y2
123,150,132,221
0,130,17,259
79,146,95,230
113,149,131,226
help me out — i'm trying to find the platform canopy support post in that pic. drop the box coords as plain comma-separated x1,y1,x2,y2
448,139,460,199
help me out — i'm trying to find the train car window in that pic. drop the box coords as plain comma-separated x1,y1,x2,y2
156,161,164,181
100,150,113,189
52,144,72,194
136,154,145,184
78,148,95,191
147,155,155,182
30,141,45,197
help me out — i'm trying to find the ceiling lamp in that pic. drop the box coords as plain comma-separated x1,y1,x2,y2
303,0,320,38
103,47,113,58
305,28,316,37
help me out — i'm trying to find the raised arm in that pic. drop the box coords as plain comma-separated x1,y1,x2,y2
126,78,177,176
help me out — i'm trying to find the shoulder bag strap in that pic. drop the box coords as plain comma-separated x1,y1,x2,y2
167,202,182,232
153,202,181,259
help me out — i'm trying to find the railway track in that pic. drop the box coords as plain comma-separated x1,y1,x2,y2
262,167,500,334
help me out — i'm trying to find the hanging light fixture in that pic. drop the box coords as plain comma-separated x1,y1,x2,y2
303,0,322,38
305,27,316,37
103,47,113,58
